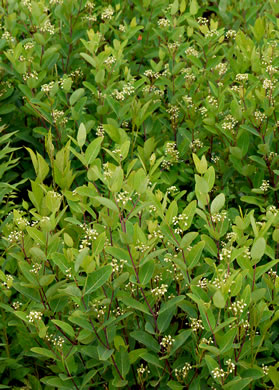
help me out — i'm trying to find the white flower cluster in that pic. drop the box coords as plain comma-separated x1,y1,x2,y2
148,230,164,240
222,114,238,134
40,20,55,35
262,364,269,375
92,301,107,319
211,210,227,223
166,104,180,121
112,306,125,317
190,139,203,152
110,258,127,273
205,29,219,38
135,241,150,252
52,109,68,125
27,310,43,323
172,214,189,231
116,190,132,206
0,81,12,97
119,24,126,32
197,17,208,25
254,110,267,123
225,359,235,373
96,124,105,137
101,6,114,20
197,277,208,289
168,41,180,51
207,95,218,108
85,0,95,10
7,230,21,243
142,85,164,97
211,154,220,163
144,69,160,79
243,247,251,259
266,65,278,75
15,216,30,229
2,275,13,289
103,162,112,178
137,363,150,375
226,232,237,241
201,337,213,345
268,270,278,280
12,301,22,310
41,81,55,93
212,367,225,379
183,95,194,109
22,0,32,11
185,47,199,57
214,62,227,76
23,71,38,81
182,67,196,82
228,299,247,316
30,263,42,274
260,179,269,192
104,55,116,67
65,268,72,278
46,333,65,347
160,334,175,349
188,317,204,332
79,224,98,250
226,29,237,39
112,82,135,101
2,30,16,43
174,362,192,380
151,284,168,298
219,248,232,261
235,73,248,82
263,78,275,90
199,106,208,117
167,185,178,195
158,18,170,28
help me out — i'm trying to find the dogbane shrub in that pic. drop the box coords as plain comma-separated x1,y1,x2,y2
1,134,279,389
1,0,279,389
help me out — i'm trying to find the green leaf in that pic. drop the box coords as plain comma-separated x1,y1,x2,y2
94,196,118,213
193,154,207,174
77,122,86,148
187,241,205,269
223,378,253,390
190,0,199,15
95,69,105,84
84,265,112,296
251,237,266,261
70,88,85,106
85,137,103,165
210,193,225,214
31,348,57,360
139,260,154,285
130,331,160,353
115,346,130,377
119,295,152,316
51,320,75,338
110,166,124,193
97,344,114,361
213,289,226,308
171,0,179,15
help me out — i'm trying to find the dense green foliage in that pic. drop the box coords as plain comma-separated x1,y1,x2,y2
1,0,279,388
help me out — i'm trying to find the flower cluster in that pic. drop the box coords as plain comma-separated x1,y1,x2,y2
101,6,114,20
46,333,65,348
27,311,43,323
40,20,55,35
212,367,225,379
219,248,232,262
185,47,199,57
158,18,170,28
166,104,180,121
226,29,237,39
52,109,68,125
254,110,267,123
41,81,55,93
228,299,247,316
79,224,99,250
188,317,204,332
151,284,168,298
23,71,38,81
137,364,150,375
2,275,13,289
222,114,238,134
190,139,203,152
214,62,227,76
110,258,127,273
144,69,160,79
30,263,42,274
174,363,192,380
225,359,235,374
116,190,132,206
12,301,22,310
211,211,227,223
260,179,269,192
160,335,175,349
